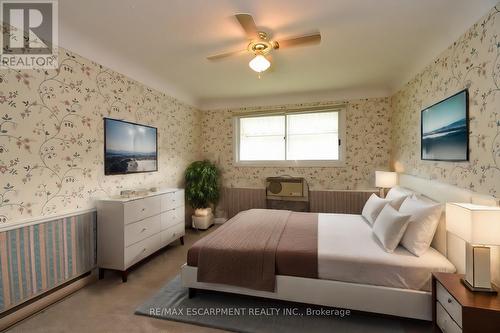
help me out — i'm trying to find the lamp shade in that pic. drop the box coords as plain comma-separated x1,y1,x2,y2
375,171,397,188
249,55,270,73
446,203,500,245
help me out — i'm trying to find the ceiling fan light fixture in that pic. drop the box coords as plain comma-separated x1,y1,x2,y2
207,14,321,76
249,54,270,73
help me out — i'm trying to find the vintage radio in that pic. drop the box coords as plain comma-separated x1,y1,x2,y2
266,177,309,212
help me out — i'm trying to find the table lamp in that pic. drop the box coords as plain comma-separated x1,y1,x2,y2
446,203,500,293
375,171,397,198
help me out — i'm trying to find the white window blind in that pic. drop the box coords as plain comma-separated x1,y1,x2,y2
286,112,339,160
239,115,285,161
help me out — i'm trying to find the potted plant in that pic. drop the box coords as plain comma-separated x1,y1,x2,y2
185,160,220,229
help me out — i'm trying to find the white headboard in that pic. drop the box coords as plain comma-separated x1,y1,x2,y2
398,174,499,283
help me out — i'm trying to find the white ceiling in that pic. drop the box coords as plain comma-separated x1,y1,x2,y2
59,0,498,109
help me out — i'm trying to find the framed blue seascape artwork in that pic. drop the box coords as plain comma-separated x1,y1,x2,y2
421,89,469,161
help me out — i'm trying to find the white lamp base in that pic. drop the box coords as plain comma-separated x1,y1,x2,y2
461,278,498,294
464,243,497,293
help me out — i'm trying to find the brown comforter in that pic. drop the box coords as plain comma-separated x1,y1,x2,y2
187,209,318,292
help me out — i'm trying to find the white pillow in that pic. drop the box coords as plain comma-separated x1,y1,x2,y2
362,194,391,225
373,205,412,253
386,186,414,210
386,186,415,199
399,196,443,256
412,193,437,205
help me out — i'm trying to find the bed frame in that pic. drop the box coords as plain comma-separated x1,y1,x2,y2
181,173,499,321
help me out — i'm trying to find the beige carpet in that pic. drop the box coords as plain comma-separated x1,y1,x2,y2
6,226,225,333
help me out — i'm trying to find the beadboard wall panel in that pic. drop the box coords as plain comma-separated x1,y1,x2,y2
309,190,377,215
219,188,266,219
219,187,377,217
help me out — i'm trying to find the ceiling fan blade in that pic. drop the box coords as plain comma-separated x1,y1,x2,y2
275,33,321,49
206,49,247,61
235,13,258,39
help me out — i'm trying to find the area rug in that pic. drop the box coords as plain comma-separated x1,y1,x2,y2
135,275,427,333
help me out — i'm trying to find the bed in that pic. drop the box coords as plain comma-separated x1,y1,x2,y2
181,174,499,320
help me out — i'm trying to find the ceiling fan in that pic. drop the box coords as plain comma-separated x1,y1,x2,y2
207,14,321,75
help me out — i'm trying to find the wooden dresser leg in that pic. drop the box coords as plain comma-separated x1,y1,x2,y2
122,270,128,283
98,268,104,280
180,236,184,245
188,288,197,298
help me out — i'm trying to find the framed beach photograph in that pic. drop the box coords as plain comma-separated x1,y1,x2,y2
421,89,469,162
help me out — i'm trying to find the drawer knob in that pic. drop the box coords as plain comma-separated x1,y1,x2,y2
142,248,146,252
141,208,145,211
141,228,147,233
447,298,452,304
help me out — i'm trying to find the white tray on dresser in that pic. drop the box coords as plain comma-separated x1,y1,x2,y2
96,188,185,282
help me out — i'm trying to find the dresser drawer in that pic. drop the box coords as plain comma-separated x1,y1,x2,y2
124,215,161,247
160,223,185,245
436,301,462,333
161,190,184,211
124,233,162,269
160,206,185,230
436,282,462,327
124,196,161,224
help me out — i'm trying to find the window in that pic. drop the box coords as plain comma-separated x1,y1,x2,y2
239,115,285,161
234,109,345,166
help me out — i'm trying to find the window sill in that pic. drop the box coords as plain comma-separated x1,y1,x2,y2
233,160,346,168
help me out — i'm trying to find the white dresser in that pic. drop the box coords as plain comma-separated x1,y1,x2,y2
96,188,185,282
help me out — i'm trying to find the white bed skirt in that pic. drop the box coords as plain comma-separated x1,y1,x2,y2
181,264,432,321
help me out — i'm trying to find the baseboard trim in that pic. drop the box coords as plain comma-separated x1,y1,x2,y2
0,269,98,331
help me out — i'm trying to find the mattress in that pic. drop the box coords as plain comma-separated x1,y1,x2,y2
188,210,456,292
318,213,456,291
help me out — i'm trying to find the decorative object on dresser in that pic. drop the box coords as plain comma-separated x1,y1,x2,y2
446,203,500,292
96,188,185,282
266,176,309,212
185,160,220,230
432,272,500,333
375,170,398,198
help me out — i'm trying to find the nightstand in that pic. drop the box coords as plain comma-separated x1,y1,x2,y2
432,272,500,333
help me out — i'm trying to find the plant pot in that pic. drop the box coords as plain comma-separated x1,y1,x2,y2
194,207,212,217
192,214,214,230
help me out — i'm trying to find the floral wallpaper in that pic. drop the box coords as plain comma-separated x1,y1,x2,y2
3,4,498,225
201,98,392,190
0,48,201,224
391,5,500,198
